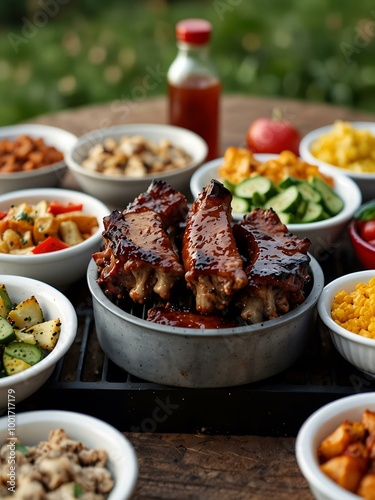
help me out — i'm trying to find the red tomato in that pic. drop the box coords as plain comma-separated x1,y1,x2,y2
360,220,375,242
246,114,301,155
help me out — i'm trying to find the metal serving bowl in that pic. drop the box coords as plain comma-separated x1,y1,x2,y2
87,255,324,388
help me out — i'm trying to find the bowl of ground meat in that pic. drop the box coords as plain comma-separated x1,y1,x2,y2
0,410,138,499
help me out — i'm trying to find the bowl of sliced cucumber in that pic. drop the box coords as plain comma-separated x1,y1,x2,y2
190,154,362,259
0,275,77,411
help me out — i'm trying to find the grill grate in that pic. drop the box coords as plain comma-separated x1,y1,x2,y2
17,237,375,437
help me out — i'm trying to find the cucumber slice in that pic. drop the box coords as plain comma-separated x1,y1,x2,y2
310,177,344,216
7,296,44,329
222,178,236,194
278,176,300,189
252,192,266,207
301,202,324,223
231,196,250,214
234,175,274,200
296,199,307,218
297,182,322,203
0,317,16,344
3,353,31,375
264,185,301,214
0,285,13,318
278,212,293,224
23,318,61,351
4,341,44,366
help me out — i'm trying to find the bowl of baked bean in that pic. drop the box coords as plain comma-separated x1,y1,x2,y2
318,269,375,377
0,124,77,194
65,123,208,209
299,121,375,202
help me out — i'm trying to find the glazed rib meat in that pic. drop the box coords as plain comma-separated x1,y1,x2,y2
233,208,311,323
182,179,248,313
147,306,241,329
93,207,184,303
125,178,188,229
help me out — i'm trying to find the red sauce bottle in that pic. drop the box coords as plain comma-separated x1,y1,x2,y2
167,19,221,161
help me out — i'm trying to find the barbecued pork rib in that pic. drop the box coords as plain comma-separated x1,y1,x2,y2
124,179,188,229
93,207,184,303
233,208,311,323
182,179,248,314
147,305,241,329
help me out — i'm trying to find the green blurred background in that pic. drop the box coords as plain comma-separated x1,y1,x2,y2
0,0,374,127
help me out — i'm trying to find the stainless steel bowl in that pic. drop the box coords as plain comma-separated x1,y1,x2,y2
87,256,324,388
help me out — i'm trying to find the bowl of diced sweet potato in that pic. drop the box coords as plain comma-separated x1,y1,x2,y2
296,393,375,500
317,270,375,378
0,124,77,194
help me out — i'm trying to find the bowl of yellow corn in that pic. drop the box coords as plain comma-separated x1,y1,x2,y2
299,121,375,202
318,270,375,377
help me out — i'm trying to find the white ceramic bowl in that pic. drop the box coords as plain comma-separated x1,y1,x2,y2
190,156,362,259
0,410,138,499
0,276,77,411
299,122,375,202
65,123,208,210
0,123,77,195
296,393,375,500
317,269,375,377
0,188,110,289
87,255,324,388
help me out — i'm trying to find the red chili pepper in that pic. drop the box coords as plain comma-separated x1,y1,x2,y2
47,201,83,215
32,236,70,254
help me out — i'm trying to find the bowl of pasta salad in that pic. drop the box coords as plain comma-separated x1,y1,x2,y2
0,188,109,289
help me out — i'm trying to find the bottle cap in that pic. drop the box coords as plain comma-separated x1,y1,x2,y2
176,19,212,45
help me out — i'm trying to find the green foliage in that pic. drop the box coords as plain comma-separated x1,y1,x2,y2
0,0,374,126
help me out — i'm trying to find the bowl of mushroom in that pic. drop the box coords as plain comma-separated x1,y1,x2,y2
65,123,208,209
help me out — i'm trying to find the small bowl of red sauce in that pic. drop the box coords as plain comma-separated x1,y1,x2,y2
348,199,375,269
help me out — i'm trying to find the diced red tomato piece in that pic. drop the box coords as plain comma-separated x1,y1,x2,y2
368,239,375,247
48,201,83,215
32,236,69,254
360,220,375,242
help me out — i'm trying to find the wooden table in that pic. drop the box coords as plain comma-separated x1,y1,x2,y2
30,95,375,499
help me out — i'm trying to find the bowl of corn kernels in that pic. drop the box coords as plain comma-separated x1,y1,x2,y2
299,121,375,202
318,270,375,377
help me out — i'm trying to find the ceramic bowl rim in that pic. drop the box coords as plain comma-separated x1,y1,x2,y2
66,123,208,181
87,253,324,337
0,187,109,263
0,275,77,387
189,155,362,226
299,121,375,181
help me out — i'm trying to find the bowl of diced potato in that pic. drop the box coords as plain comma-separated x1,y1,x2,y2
0,275,77,410
0,187,110,289
317,270,375,377
296,393,375,500
299,121,375,202
0,123,77,195
190,148,362,258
